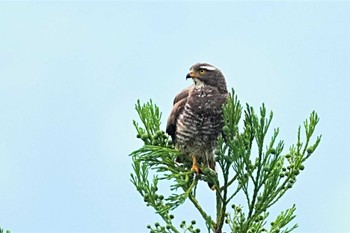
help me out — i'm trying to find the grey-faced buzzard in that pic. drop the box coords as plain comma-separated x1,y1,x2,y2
166,63,228,181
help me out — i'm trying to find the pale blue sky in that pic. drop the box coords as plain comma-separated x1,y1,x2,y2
0,1,349,232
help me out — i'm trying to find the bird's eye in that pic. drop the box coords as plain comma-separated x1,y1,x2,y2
199,69,205,74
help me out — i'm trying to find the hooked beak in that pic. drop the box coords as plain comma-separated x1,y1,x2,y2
186,70,200,80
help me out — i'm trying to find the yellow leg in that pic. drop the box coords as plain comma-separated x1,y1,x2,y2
191,155,200,175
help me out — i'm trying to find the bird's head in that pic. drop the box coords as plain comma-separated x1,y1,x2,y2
186,63,227,93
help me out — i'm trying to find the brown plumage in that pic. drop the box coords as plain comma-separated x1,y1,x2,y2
166,63,228,186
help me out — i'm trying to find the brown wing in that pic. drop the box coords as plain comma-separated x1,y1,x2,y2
166,85,192,142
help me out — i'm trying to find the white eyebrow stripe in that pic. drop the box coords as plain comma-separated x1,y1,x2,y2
199,65,216,71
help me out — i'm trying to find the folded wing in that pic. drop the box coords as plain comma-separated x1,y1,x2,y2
166,85,192,142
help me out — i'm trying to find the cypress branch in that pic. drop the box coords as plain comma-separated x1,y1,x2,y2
130,89,321,233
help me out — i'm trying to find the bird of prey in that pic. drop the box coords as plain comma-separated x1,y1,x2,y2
166,63,228,182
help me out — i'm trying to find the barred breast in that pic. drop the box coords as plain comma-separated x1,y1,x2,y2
175,85,227,160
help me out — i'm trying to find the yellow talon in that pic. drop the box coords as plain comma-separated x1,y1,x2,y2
191,155,200,175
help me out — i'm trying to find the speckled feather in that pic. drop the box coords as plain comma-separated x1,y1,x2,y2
166,63,228,171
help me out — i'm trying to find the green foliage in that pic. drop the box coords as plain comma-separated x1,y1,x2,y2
0,228,10,233
130,89,321,233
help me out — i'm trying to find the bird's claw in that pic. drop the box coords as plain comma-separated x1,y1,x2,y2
191,163,200,175
191,155,200,175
